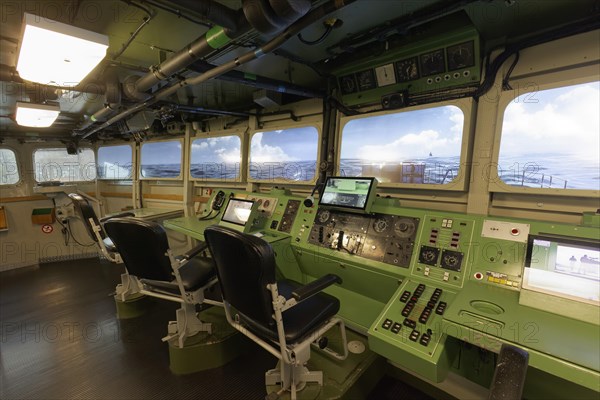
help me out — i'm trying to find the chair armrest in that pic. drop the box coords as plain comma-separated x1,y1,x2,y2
292,274,342,302
488,344,529,400
100,212,135,222
181,242,209,261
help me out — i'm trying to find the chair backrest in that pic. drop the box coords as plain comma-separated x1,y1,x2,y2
104,218,175,281
68,193,103,242
204,225,277,329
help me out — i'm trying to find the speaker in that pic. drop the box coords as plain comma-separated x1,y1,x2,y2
381,92,407,110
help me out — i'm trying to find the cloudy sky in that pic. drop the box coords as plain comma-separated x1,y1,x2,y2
141,140,182,165
340,105,464,162
499,81,599,163
191,135,241,164
98,144,132,165
250,127,318,163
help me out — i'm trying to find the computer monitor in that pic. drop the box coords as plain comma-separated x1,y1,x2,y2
221,198,254,226
318,177,378,213
520,234,599,324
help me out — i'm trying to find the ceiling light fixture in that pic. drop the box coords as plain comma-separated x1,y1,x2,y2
15,102,60,127
16,13,109,86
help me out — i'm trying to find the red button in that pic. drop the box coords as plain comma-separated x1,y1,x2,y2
511,228,519,235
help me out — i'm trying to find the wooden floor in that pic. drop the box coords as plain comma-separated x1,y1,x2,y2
0,258,432,400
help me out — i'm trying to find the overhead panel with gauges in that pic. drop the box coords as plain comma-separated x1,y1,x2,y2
332,13,481,108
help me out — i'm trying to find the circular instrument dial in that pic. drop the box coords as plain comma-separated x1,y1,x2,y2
373,218,388,233
318,210,331,223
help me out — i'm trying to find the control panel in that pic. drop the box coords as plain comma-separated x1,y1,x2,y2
411,215,475,288
307,208,419,268
247,195,278,218
277,200,301,233
369,280,456,382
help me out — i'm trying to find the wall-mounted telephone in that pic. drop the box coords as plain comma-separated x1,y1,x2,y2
212,190,226,211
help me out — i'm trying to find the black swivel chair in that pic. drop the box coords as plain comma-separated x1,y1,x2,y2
68,193,134,263
204,225,348,400
105,218,218,348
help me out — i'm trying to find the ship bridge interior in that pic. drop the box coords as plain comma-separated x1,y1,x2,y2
0,1,599,399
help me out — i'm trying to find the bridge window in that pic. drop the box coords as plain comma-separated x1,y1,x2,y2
97,145,133,180
140,140,182,179
339,104,466,187
497,81,599,191
249,126,319,182
190,135,241,181
0,148,19,185
33,148,96,182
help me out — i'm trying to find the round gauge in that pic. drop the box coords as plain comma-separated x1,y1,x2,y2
356,69,376,91
256,199,263,206
394,218,416,238
443,254,459,266
446,41,475,71
263,199,270,208
318,210,331,223
339,74,357,94
395,57,419,82
373,218,388,233
422,250,437,262
420,49,445,77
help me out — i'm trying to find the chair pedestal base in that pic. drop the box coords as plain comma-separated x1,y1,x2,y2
168,307,249,375
114,293,150,319
265,329,383,400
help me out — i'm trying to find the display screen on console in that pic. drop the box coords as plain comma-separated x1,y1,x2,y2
319,177,377,213
524,235,599,304
221,198,254,226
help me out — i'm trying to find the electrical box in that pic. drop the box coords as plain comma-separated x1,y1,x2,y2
31,208,56,225
0,206,8,231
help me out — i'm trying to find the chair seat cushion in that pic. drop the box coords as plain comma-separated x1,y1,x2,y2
103,237,117,253
141,257,216,295
240,279,340,344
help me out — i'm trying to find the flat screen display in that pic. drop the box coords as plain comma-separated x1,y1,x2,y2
523,234,600,304
221,198,254,226
319,177,377,212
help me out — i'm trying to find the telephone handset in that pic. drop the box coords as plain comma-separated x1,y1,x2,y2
212,190,226,211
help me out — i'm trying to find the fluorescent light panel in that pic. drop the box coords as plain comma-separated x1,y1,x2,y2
16,13,109,86
16,102,60,127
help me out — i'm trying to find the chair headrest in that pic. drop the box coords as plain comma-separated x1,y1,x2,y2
68,193,102,242
104,218,174,281
205,225,277,329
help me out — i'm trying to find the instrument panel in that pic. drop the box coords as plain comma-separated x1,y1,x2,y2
307,208,419,268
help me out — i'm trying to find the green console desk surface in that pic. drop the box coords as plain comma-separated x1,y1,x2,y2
108,207,183,221
164,216,290,243
442,281,600,391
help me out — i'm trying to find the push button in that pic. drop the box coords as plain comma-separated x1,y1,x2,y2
403,318,416,329
399,290,411,303
419,333,431,346
435,301,447,315
382,319,393,329
419,307,432,324
391,322,402,334
409,329,420,342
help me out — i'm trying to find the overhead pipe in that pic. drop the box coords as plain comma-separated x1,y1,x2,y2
80,0,358,139
76,68,122,131
169,103,255,118
188,60,325,98
166,0,243,32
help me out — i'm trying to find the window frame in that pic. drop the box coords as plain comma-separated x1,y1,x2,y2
489,72,599,198
32,146,97,183
189,130,244,183
96,143,134,181
247,123,322,184
337,98,474,191
0,146,21,186
139,138,184,181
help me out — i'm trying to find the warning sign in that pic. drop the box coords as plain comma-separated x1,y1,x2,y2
41,224,54,234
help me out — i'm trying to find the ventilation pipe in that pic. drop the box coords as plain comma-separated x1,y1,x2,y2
77,68,121,131
79,0,357,139
123,4,251,101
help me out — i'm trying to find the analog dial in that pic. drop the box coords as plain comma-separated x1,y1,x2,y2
446,41,475,71
395,57,419,82
420,49,445,76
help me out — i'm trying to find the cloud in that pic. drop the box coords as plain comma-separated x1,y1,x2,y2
215,147,241,163
192,141,209,150
501,82,599,161
359,129,461,162
250,132,297,162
